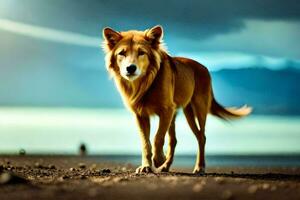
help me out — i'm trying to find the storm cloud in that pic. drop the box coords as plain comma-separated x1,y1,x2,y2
0,0,299,68
1,0,299,40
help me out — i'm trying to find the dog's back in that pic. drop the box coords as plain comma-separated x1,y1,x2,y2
172,56,251,120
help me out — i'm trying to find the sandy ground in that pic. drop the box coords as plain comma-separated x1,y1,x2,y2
0,156,300,200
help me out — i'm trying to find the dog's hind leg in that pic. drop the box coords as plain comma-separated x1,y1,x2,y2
157,113,177,172
153,108,175,168
183,102,207,174
135,115,153,173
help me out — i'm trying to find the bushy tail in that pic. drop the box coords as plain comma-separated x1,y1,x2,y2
210,98,252,120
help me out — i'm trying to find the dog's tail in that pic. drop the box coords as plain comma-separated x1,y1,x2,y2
210,97,252,120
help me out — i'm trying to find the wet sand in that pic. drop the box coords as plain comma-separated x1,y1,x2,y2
0,155,300,200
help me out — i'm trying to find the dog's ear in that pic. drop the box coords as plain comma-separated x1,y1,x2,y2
103,27,122,50
145,25,163,47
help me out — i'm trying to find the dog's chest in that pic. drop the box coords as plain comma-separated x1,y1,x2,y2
132,87,175,116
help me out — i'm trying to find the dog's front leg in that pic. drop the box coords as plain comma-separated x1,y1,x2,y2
153,108,175,168
135,115,153,173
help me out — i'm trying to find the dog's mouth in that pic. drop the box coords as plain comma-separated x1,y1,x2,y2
126,72,136,77
125,73,139,80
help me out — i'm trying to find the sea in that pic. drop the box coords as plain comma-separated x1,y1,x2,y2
0,107,300,167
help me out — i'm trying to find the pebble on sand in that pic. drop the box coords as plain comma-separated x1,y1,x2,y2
161,176,179,182
62,175,69,179
192,183,204,193
102,168,111,173
48,164,56,169
78,163,86,169
262,183,270,190
90,164,97,170
80,175,86,179
248,185,259,194
69,168,76,172
102,181,113,187
0,172,28,185
112,177,128,183
214,177,225,184
34,162,43,169
58,175,69,182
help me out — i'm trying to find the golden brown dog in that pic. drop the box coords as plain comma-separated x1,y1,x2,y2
102,25,251,174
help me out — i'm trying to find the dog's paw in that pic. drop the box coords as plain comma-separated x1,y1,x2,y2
193,166,205,175
157,164,170,173
135,166,153,174
153,154,166,168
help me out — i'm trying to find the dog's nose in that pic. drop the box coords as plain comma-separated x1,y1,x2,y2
126,64,137,74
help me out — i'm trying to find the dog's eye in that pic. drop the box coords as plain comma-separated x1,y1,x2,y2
118,50,126,56
138,51,146,56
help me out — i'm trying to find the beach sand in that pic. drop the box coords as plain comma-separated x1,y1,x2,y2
0,155,300,200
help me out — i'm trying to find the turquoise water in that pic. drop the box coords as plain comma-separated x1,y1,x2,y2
0,107,300,155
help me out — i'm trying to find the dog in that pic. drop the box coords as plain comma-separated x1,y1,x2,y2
102,25,251,174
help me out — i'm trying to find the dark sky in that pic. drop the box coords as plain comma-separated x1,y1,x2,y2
0,0,300,70
1,0,300,37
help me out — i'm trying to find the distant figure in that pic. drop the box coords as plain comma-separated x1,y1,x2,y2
79,143,87,156
19,149,26,156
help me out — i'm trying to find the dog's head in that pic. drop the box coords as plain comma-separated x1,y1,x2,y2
102,26,165,81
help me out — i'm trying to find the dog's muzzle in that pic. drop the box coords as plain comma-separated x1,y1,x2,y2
126,64,137,76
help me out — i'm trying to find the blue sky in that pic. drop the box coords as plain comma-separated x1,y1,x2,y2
0,0,300,71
